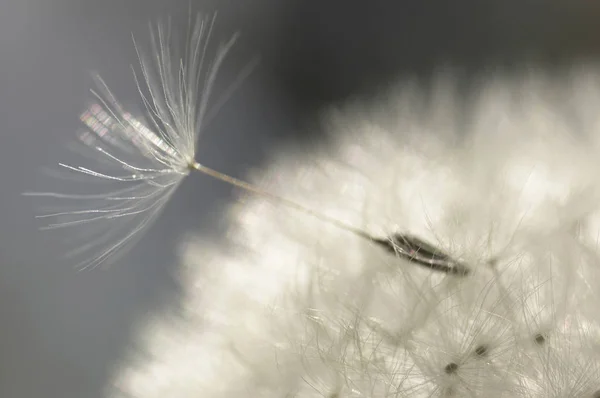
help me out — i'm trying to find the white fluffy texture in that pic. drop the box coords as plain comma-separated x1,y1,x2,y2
111,67,600,397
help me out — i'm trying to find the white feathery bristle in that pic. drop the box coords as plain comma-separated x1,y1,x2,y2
23,13,236,271
108,66,600,397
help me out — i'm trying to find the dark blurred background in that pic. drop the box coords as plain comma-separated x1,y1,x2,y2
2,0,600,396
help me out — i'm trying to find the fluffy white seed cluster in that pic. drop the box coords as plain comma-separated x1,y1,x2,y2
110,68,600,397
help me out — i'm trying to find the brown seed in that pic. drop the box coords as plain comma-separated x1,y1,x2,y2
474,344,488,357
444,362,459,374
534,333,546,345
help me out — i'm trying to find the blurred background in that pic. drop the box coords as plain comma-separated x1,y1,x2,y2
2,0,600,396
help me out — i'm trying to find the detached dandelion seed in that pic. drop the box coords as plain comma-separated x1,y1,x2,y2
26,13,465,274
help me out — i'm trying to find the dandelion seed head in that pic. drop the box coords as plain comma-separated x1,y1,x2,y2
97,63,600,396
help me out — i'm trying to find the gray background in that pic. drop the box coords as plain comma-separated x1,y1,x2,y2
2,0,600,396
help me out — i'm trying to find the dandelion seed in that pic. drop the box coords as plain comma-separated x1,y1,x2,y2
25,14,466,274
533,333,546,346
444,362,459,375
474,344,489,357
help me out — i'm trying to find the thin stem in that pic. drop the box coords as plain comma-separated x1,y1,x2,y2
190,161,471,276
191,161,374,241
